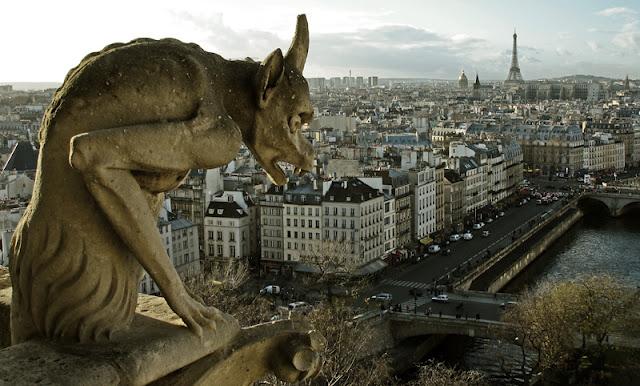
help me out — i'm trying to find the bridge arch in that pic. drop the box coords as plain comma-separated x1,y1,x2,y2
577,196,611,216
578,192,640,217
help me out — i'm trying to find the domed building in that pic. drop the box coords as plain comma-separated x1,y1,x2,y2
458,70,468,89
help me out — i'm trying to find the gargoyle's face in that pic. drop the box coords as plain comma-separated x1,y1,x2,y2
246,15,315,185
250,66,314,185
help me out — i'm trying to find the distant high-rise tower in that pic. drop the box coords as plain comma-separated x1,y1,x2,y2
624,75,630,91
458,70,468,89
504,29,524,86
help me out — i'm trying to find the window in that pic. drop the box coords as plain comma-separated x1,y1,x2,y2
308,220,312,227
287,231,291,238
217,231,223,241
287,219,291,226
242,231,246,241
230,245,236,257
217,245,223,256
208,245,214,256
341,208,346,216
229,232,235,242
315,220,320,228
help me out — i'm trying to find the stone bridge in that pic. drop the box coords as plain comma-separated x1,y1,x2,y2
385,312,509,341
579,189,640,217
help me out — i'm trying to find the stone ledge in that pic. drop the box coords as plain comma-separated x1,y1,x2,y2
0,284,323,386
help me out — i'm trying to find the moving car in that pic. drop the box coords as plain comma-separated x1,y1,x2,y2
288,301,312,313
368,293,393,303
463,232,473,240
259,285,281,295
449,234,461,242
500,301,518,309
481,230,490,237
472,223,482,230
498,211,505,217
427,244,441,254
486,217,494,223
431,294,449,303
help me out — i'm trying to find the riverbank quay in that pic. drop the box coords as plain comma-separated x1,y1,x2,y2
453,199,583,292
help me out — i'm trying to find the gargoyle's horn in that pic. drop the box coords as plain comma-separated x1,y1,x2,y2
285,14,309,72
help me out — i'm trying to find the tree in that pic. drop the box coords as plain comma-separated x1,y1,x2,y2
501,281,576,383
502,275,640,384
298,241,367,305
406,361,486,386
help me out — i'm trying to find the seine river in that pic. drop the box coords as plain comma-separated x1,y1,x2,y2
503,208,640,291
438,209,640,385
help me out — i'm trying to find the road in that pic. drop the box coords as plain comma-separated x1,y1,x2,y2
366,196,566,314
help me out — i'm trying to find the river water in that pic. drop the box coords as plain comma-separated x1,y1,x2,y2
433,209,640,385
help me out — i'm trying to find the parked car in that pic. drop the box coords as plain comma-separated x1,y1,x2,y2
259,285,281,295
427,244,441,254
449,234,461,242
463,232,473,240
431,294,449,303
479,222,485,228
472,223,482,230
481,230,490,237
486,217,494,223
498,211,505,217
368,293,393,303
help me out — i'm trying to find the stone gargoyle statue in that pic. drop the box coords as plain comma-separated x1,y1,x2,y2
10,12,314,354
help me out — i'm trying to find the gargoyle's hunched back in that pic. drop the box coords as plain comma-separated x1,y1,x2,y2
9,15,314,344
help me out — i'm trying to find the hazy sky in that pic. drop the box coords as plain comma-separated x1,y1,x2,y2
2,0,639,82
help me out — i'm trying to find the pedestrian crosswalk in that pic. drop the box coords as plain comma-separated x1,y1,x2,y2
381,278,432,290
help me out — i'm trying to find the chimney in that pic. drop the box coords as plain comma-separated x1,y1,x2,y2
313,179,318,190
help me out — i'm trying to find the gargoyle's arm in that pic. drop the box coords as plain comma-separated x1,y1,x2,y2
69,112,242,336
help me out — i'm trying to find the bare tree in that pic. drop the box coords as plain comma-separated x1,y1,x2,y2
185,259,275,326
299,241,366,305
406,360,486,386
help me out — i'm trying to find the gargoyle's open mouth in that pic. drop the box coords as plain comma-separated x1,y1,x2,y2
268,160,311,185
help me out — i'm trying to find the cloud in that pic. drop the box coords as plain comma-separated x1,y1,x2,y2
611,21,640,53
555,47,572,56
597,7,637,17
586,40,601,52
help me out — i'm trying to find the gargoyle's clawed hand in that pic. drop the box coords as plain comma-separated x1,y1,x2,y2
167,289,238,339
272,330,326,382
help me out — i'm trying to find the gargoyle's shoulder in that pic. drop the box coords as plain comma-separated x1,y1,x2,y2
81,38,205,62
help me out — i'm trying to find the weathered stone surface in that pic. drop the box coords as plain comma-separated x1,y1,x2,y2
1,289,323,385
10,14,314,345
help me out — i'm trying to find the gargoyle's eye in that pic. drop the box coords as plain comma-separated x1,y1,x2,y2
289,115,302,134
299,111,313,125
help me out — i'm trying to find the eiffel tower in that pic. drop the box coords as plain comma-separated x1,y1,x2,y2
504,29,524,86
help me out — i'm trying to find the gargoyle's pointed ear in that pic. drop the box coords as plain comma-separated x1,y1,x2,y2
257,48,284,109
284,14,309,72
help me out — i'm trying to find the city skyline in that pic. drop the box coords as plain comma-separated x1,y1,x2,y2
2,0,639,82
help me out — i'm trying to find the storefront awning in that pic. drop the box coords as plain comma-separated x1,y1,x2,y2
419,236,433,245
354,259,388,276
